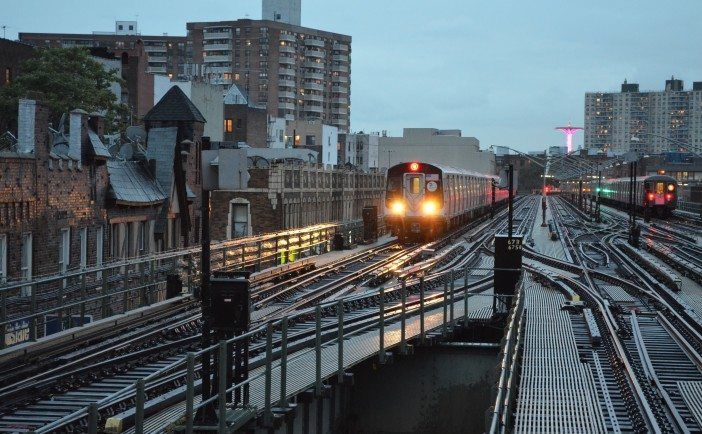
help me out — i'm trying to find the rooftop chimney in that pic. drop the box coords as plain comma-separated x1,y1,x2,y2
69,109,88,163
17,99,36,154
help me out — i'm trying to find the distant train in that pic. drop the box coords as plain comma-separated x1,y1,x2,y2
599,175,678,217
384,162,509,242
562,175,678,217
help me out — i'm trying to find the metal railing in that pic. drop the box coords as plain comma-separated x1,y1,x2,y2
487,276,525,434
0,223,363,349
37,261,494,433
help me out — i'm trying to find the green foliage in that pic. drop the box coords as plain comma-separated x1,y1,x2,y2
0,46,127,133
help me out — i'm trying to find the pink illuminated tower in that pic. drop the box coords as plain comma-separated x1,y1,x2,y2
555,122,583,153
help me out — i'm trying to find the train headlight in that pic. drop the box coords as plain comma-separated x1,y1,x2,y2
390,201,405,215
668,184,675,192
422,200,437,215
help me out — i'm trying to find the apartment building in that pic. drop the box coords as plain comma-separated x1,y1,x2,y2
19,21,189,77
338,132,380,172
186,19,351,132
585,78,702,154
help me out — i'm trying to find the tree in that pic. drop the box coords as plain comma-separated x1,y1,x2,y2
0,47,128,134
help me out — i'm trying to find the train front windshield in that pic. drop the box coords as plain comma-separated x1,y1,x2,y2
656,182,665,195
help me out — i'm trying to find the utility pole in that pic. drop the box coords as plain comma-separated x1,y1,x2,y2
507,164,513,238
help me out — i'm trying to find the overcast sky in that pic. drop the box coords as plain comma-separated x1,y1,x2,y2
4,0,701,152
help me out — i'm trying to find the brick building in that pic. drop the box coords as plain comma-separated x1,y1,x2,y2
19,22,189,78
0,100,111,282
210,162,384,240
187,19,351,131
0,86,204,284
0,38,34,88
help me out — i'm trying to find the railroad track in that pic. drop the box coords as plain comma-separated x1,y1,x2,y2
512,194,702,433
2,197,536,433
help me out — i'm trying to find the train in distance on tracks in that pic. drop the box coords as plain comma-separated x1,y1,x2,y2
384,162,509,242
563,174,678,217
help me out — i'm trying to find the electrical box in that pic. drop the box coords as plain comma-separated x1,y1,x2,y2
210,271,251,332
362,206,378,242
493,235,523,314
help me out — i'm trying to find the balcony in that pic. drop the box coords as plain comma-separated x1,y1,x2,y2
279,33,296,43
303,61,324,69
332,75,348,83
304,71,324,80
204,43,232,51
147,66,167,74
210,77,233,85
332,64,348,73
279,102,295,110
279,56,295,65
207,66,231,74
144,45,167,53
305,49,325,59
284,113,295,121
204,31,232,40
332,54,349,62
278,68,296,78
304,81,324,91
203,54,232,63
332,97,348,104
279,44,295,54
278,91,296,99
333,42,349,52
305,106,324,114
332,107,348,115
279,79,296,87
304,93,324,103
148,53,168,60
332,85,348,94
304,38,325,48
332,118,348,126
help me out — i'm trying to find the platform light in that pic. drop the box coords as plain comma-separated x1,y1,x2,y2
409,162,420,171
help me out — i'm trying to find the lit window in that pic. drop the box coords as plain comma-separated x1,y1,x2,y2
224,119,233,133
4,67,10,85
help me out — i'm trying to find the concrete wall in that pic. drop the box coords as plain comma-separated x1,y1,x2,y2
348,347,498,433
379,128,496,175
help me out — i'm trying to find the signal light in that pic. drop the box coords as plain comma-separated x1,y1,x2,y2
409,162,420,171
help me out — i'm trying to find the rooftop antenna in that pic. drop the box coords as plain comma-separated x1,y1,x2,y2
1,26,6,39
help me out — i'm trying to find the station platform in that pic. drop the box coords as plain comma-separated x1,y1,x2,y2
530,198,567,261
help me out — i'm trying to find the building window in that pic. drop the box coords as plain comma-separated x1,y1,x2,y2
59,228,70,273
306,135,316,147
225,119,233,133
4,68,10,85
129,25,134,30
0,234,6,283
230,202,250,238
118,25,123,30
21,233,32,295
96,227,103,278
79,227,87,269
138,221,146,254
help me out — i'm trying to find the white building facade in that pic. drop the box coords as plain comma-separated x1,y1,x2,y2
378,128,496,175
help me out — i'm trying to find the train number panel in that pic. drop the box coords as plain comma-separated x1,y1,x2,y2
384,162,508,242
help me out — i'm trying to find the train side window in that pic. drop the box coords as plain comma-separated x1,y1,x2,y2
410,176,421,194
387,177,401,192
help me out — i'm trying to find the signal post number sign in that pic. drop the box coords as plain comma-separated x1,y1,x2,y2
507,237,523,251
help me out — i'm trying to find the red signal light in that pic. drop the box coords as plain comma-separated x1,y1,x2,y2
647,193,654,201
666,193,673,201
409,162,420,171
